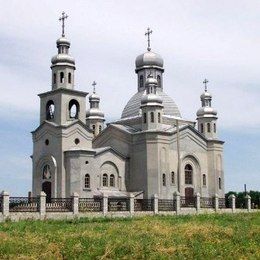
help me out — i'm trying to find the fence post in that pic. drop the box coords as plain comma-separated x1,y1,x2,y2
153,194,158,214
245,194,251,212
103,194,108,216
196,193,200,212
214,194,219,212
2,191,9,217
72,192,79,215
174,191,180,215
129,193,135,215
39,191,46,216
229,194,236,212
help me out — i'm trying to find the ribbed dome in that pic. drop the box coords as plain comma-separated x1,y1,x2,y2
121,90,181,118
135,51,163,69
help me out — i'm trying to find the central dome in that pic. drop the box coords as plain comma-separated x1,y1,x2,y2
135,51,164,70
121,90,181,119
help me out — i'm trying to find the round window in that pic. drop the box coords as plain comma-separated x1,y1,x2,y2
74,138,80,145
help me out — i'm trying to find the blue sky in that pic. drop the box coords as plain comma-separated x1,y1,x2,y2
0,0,260,195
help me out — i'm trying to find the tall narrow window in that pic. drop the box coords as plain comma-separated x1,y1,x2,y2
143,113,147,123
201,123,204,133
46,100,55,120
157,75,161,87
185,164,193,185
151,112,154,123
99,125,102,134
42,165,51,180
203,174,206,186
171,172,175,185
207,123,211,133
53,73,56,85
92,125,96,133
60,72,64,83
84,174,90,188
103,174,108,187
162,173,166,186
110,174,115,187
219,177,222,189
139,75,144,88
158,112,161,123
214,123,216,133
68,73,72,84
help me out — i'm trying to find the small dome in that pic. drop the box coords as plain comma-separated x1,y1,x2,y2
200,91,212,100
145,76,158,86
51,54,75,65
197,107,217,117
135,51,164,69
56,37,70,46
86,108,104,118
89,93,100,101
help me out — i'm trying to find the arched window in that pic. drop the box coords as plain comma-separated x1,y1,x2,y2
68,73,72,84
214,123,216,133
92,125,96,133
203,174,206,186
139,75,144,88
69,99,79,119
143,113,147,123
158,112,161,123
185,164,193,185
207,123,211,133
157,75,161,87
103,174,108,187
53,73,56,85
110,174,115,187
151,112,154,123
99,125,102,134
219,177,222,189
84,174,90,188
171,172,175,184
60,72,64,83
200,123,204,133
162,173,166,186
42,165,51,179
46,100,55,120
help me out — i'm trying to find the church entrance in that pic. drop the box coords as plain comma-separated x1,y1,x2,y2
185,187,194,198
42,181,51,203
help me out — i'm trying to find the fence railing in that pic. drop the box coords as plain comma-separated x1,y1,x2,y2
200,197,214,208
0,197,3,212
46,198,73,212
180,196,196,208
79,198,103,212
9,197,39,212
218,198,226,209
158,199,176,211
134,199,154,211
108,198,130,212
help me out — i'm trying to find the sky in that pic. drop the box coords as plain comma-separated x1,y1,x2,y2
0,0,259,195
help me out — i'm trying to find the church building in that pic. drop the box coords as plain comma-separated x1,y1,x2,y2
31,14,225,201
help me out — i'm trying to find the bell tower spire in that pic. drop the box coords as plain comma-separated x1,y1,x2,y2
51,12,75,90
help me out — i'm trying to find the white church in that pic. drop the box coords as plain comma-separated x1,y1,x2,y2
31,14,225,202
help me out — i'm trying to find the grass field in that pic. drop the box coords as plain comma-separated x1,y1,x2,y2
0,213,259,259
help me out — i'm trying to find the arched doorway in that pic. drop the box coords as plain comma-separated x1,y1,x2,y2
42,181,51,203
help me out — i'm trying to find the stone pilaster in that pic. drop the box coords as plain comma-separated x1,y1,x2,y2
228,194,236,212
245,195,251,212
2,191,9,216
153,194,158,214
214,194,219,212
129,193,135,215
174,191,180,215
196,193,201,212
39,192,46,216
72,192,79,215
103,194,108,216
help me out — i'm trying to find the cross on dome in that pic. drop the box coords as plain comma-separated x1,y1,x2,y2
203,79,209,92
59,11,68,37
92,81,97,93
145,27,153,51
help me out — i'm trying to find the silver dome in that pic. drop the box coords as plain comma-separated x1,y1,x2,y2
86,108,104,118
56,37,70,46
196,107,217,117
121,90,181,118
51,54,75,65
135,51,163,69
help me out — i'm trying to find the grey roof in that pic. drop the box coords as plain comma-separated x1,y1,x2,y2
121,90,181,119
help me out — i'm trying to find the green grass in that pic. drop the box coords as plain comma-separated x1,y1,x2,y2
0,213,259,259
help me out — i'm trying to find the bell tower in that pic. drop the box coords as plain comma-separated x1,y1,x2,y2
196,79,218,140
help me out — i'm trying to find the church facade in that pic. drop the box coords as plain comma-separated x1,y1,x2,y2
31,17,225,201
